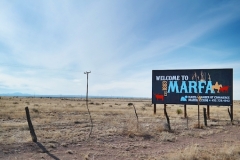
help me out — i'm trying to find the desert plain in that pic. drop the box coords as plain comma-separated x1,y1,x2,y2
0,97,240,160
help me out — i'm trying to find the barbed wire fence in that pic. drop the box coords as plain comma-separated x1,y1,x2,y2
1,99,239,144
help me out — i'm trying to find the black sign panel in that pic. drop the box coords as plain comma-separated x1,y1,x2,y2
152,69,233,106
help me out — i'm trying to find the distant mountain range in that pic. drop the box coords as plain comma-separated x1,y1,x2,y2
0,92,32,96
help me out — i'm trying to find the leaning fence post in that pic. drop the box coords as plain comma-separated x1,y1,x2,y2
132,104,139,130
25,107,37,142
164,104,171,131
228,106,233,123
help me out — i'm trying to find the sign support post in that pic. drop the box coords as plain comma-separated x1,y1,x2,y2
154,104,156,114
207,105,210,119
203,107,207,126
184,104,187,118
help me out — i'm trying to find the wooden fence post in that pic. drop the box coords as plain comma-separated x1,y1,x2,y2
25,107,37,142
203,107,207,126
164,104,171,131
132,104,139,130
228,105,233,123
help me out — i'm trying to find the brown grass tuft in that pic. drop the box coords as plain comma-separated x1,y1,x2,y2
193,123,204,129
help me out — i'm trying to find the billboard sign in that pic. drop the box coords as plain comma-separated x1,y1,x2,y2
152,69,233,106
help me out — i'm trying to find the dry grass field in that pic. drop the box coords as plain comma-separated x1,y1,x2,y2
0,97,240,160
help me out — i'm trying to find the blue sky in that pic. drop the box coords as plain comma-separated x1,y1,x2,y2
0,0,240,99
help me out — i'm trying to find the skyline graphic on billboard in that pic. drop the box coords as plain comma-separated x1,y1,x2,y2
152,69,233,106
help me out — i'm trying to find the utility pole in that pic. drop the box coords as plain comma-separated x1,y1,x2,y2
84,71,92,139
84,71,91,103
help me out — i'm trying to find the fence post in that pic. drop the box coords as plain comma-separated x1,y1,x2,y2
132,104,139,130
164,104,171,130
25,107,37,142
203,107,207,126
228,105,233,123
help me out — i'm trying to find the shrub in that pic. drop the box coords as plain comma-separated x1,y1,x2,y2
176,108,183,115
32,108,39,113
128,103,133,106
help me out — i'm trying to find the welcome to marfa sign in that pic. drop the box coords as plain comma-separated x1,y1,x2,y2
152,69,233,106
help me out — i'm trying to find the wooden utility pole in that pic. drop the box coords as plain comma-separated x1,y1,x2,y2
84,71,93,139
84,71,91,102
